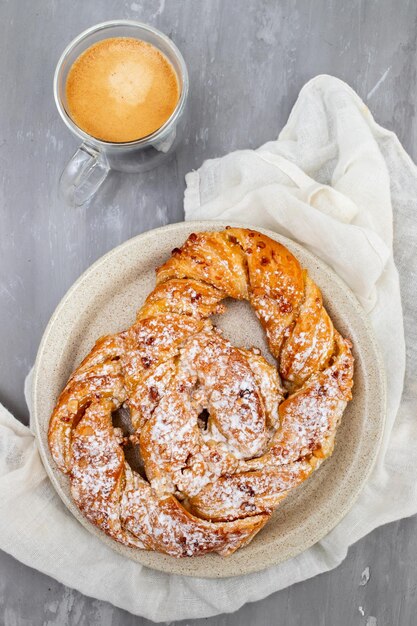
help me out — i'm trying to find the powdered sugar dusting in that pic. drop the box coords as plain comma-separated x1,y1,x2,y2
48,228,354,557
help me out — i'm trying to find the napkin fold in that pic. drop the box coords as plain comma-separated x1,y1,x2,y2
0,75,415,623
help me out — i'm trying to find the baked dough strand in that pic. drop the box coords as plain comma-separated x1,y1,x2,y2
48,228,354,557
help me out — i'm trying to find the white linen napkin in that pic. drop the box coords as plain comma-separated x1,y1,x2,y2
0,75,415,623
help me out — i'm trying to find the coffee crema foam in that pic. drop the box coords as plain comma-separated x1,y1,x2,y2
65,37,180,143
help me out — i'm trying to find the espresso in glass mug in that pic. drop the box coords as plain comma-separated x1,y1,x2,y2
54,21,188,206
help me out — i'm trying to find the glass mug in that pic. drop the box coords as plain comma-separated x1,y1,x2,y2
54,20,189,206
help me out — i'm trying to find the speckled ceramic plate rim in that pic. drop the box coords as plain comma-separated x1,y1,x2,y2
32,220,386,578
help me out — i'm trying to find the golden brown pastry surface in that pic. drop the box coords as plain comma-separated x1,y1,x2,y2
48,228,354,557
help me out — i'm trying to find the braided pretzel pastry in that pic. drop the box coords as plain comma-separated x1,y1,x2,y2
48,228,354,557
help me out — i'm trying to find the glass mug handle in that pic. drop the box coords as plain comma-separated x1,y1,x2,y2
59,143,110,206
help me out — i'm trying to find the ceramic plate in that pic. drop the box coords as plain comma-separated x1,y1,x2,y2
32,221,386,578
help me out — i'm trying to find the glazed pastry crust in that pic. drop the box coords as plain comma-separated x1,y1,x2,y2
48,228,354,557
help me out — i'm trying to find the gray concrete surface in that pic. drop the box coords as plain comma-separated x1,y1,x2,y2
0,0,416,624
